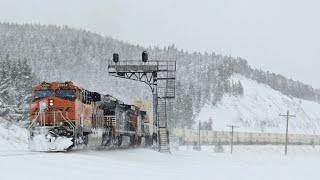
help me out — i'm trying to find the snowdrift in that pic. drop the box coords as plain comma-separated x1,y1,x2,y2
0,117,28,151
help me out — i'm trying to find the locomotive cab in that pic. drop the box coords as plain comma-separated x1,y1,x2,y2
30,82,78,128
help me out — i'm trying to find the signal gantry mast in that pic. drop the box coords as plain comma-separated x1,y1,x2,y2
108,52,176,152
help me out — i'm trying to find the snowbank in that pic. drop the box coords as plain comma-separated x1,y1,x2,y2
0,117,28,151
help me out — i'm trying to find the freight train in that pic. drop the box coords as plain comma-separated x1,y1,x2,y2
28,81,153,151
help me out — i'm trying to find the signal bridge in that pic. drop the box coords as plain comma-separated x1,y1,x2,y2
108,52,176,153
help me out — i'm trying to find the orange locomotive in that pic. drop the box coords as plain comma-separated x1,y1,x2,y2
28,81,149,151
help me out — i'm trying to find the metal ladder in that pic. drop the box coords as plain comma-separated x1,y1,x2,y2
165,78,176,98
156,66,176,152
157,98,170,152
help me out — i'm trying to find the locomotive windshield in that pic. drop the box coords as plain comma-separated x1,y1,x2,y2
33,90,54,101
55,89,76,101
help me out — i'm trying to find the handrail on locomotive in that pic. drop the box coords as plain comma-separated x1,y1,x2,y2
28,110,76,136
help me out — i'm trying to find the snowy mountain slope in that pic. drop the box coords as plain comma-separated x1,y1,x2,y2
196,74,320,134
0,118,28,151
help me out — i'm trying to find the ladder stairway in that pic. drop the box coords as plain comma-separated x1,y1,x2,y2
165,71,176,99
156,68,176,153
157,98,170,152
165,79,175,98
158,127,169,152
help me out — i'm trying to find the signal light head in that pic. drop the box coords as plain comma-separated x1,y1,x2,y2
142,51,148,62
113,53,119,63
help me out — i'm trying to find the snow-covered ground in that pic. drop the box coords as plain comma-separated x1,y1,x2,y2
196,74,320,134
1,145,320,180
1,118,320,180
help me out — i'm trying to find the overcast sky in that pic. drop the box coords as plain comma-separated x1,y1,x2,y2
1,0,320,88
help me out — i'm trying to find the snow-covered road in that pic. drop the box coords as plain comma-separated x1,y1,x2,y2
1,145,320,180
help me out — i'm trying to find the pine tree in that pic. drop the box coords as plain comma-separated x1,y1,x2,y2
0,56,38,121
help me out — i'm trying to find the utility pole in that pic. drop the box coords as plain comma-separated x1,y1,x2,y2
279,110,296,156
227,125,239,154
198,121,201,150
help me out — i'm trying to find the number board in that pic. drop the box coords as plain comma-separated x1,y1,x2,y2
58,83,69,88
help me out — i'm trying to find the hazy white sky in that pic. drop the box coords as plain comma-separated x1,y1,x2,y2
1,0,320,87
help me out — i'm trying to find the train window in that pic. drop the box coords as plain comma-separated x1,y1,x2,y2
33,90,54,102
56,89,76,101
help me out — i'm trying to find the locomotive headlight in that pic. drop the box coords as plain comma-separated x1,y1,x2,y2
49,99,54,107
40,101,47,111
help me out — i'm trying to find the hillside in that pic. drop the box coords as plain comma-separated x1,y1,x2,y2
0,22,320,131
196,74,320,134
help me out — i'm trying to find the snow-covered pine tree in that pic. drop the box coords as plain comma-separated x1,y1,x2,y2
0,55,38,121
